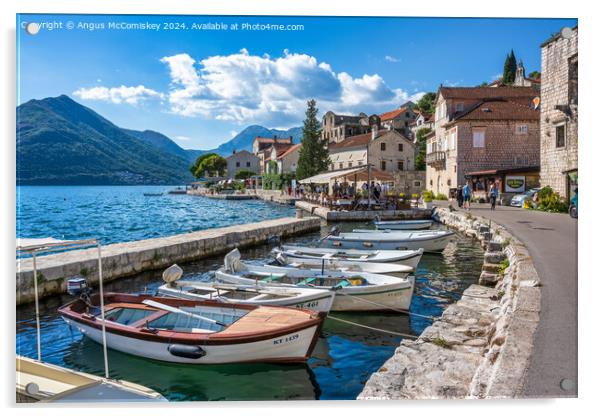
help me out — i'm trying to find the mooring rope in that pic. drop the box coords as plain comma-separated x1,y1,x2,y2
326,315,418,339
332,290,437,320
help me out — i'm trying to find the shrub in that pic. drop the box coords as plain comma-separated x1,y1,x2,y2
498,258,510,275
234,169,256,180
536,186,568,213
411,193,419,199
422,190,434,202
435,193,448,200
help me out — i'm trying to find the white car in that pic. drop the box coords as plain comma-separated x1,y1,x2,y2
510,188,540,207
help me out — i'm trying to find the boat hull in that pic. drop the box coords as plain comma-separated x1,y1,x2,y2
374,220,433,230
62,316,321,365
321,233,453,252
157,284,335,313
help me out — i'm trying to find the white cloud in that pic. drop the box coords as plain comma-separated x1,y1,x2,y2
73,85,163,105
384,55,400,63
160,50,423,125
175,135,191,141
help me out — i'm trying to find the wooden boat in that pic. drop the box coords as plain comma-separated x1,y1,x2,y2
215,250,415,312
143,192,163,197
277,245,424,269
272,251,414,278
59,293,324,364
168,187,187,195
322,230,454,252
157,281,335,313
374,219,433,230
16,355,166,403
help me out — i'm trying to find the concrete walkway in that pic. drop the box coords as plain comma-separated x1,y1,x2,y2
436,201,577,397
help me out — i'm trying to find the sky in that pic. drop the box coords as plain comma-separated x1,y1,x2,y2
17,14,577,150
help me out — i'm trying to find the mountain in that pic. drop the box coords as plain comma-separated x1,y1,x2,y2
203,125,303,156
17,95,194,185
121,128,203,163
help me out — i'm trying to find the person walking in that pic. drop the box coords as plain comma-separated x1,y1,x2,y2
456,186,464,209
462,180,472,210
489,181,499,210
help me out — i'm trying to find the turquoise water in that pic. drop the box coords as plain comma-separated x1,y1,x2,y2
16,218,484,401
16,186,295,244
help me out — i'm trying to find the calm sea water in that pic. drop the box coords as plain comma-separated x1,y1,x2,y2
16,212,484,401
16,186,295,244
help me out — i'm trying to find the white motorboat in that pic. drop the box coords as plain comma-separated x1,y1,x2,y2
215,250,415,312
157,280,335,313
322,230,454,252
272,251,414,278
278,245,424,269
374,219,433,230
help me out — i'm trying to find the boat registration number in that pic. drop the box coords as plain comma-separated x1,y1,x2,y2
273,333,299,345
296,301,319,309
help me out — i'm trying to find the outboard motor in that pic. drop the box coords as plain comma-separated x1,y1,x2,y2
67,277,89,297
329,226,340,236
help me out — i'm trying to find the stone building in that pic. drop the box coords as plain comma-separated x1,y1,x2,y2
489,60,541,90
327,125,424,192
539,26,578,198
225,150,260,178
252,136,294,174
321,111,376,143
426,86,540,198
379,102,417,138
410,111,434,139
270,143,301,174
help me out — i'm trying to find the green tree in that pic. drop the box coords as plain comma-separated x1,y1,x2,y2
190,153,219,177
503,50,517,85
414,127,431,171
528,70,541,80
234,169,256,180
415,92,436,114
296,99,330,180
195,154,227,178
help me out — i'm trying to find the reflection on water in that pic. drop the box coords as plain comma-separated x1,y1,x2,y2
16,223,483,401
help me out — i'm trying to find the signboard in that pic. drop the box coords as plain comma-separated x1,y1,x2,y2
505,175,526,193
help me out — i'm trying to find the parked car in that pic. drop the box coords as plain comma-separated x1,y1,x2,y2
569,188,578,218
510,188,540,208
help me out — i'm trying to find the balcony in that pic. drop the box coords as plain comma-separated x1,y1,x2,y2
426,151,446,168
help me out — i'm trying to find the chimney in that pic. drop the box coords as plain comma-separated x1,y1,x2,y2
371,124,378,140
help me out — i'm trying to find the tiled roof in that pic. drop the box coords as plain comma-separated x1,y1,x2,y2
439,86,537,100
450,98,539,122
380,107,407,121
254,137,293,143
329,131,383,150
276,143,301,159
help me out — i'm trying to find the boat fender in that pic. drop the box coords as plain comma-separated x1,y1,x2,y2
167,344,206,359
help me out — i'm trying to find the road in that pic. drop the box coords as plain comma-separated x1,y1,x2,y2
437,202,578,397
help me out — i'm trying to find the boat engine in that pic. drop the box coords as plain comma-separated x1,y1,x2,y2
66,277,89,297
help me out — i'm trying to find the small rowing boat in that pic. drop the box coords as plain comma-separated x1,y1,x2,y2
322,230,454,252
272,251,414,278
215,250,415,312
277,245,424,269
143,192,163,197
59,293,324,364
374,219,433,230
157,280,335,313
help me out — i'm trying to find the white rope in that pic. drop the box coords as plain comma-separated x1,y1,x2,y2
326,315,418,339
332,290,436,320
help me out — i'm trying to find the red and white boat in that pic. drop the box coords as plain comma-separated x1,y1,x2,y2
59,293,324,364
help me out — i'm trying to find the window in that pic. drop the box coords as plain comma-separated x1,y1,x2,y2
398,143,403,152
357,161,362,166
348,162,353,168
413,181,421,187
380,143,386,151
236,162,240,167
246,161,251,167
397,161,404,171
516,124,528,135
339,162,344,169
556,125,566,147
405,112,410,117
455,102,464,112
472,129,485,148
381,161,387,170
330,164,334,171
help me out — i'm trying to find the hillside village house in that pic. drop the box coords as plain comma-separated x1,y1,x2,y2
251,136,294,174
225,150,260,179
321,111,376,143
379,103,417,138
328,123,425,196
426,86,540,200
539,26,578,198
410,111,434,138
269,143,301,174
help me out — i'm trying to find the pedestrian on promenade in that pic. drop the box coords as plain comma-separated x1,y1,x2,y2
489,181,499,210
462,180,472,210
374,182,382,200
456,186,464,208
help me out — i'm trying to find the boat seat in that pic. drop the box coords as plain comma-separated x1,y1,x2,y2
335,280,351,288
262,274,283,283
298,277,317,285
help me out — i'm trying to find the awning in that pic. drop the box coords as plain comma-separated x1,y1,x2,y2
466,166,540,177
299,166,394,184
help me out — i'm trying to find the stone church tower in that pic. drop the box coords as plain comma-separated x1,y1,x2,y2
514,60,532,87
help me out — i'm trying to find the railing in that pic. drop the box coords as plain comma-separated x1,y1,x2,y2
426,151,446,167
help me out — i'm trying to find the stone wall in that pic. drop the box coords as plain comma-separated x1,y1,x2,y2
391,170,426,196
16,217,320,305
358,207,541,399
295,201,432,222
540,27,578,198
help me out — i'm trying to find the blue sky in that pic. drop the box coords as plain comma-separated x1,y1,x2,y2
17,14,577,150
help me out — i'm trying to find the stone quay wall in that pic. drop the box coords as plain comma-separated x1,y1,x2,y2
358,207,541,399
295,201,432,222
16,217,320,306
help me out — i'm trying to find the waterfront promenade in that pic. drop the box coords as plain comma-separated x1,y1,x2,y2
435,201,578,397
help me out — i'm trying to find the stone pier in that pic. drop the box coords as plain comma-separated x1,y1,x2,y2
16,217,320,306
295,201,433,222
